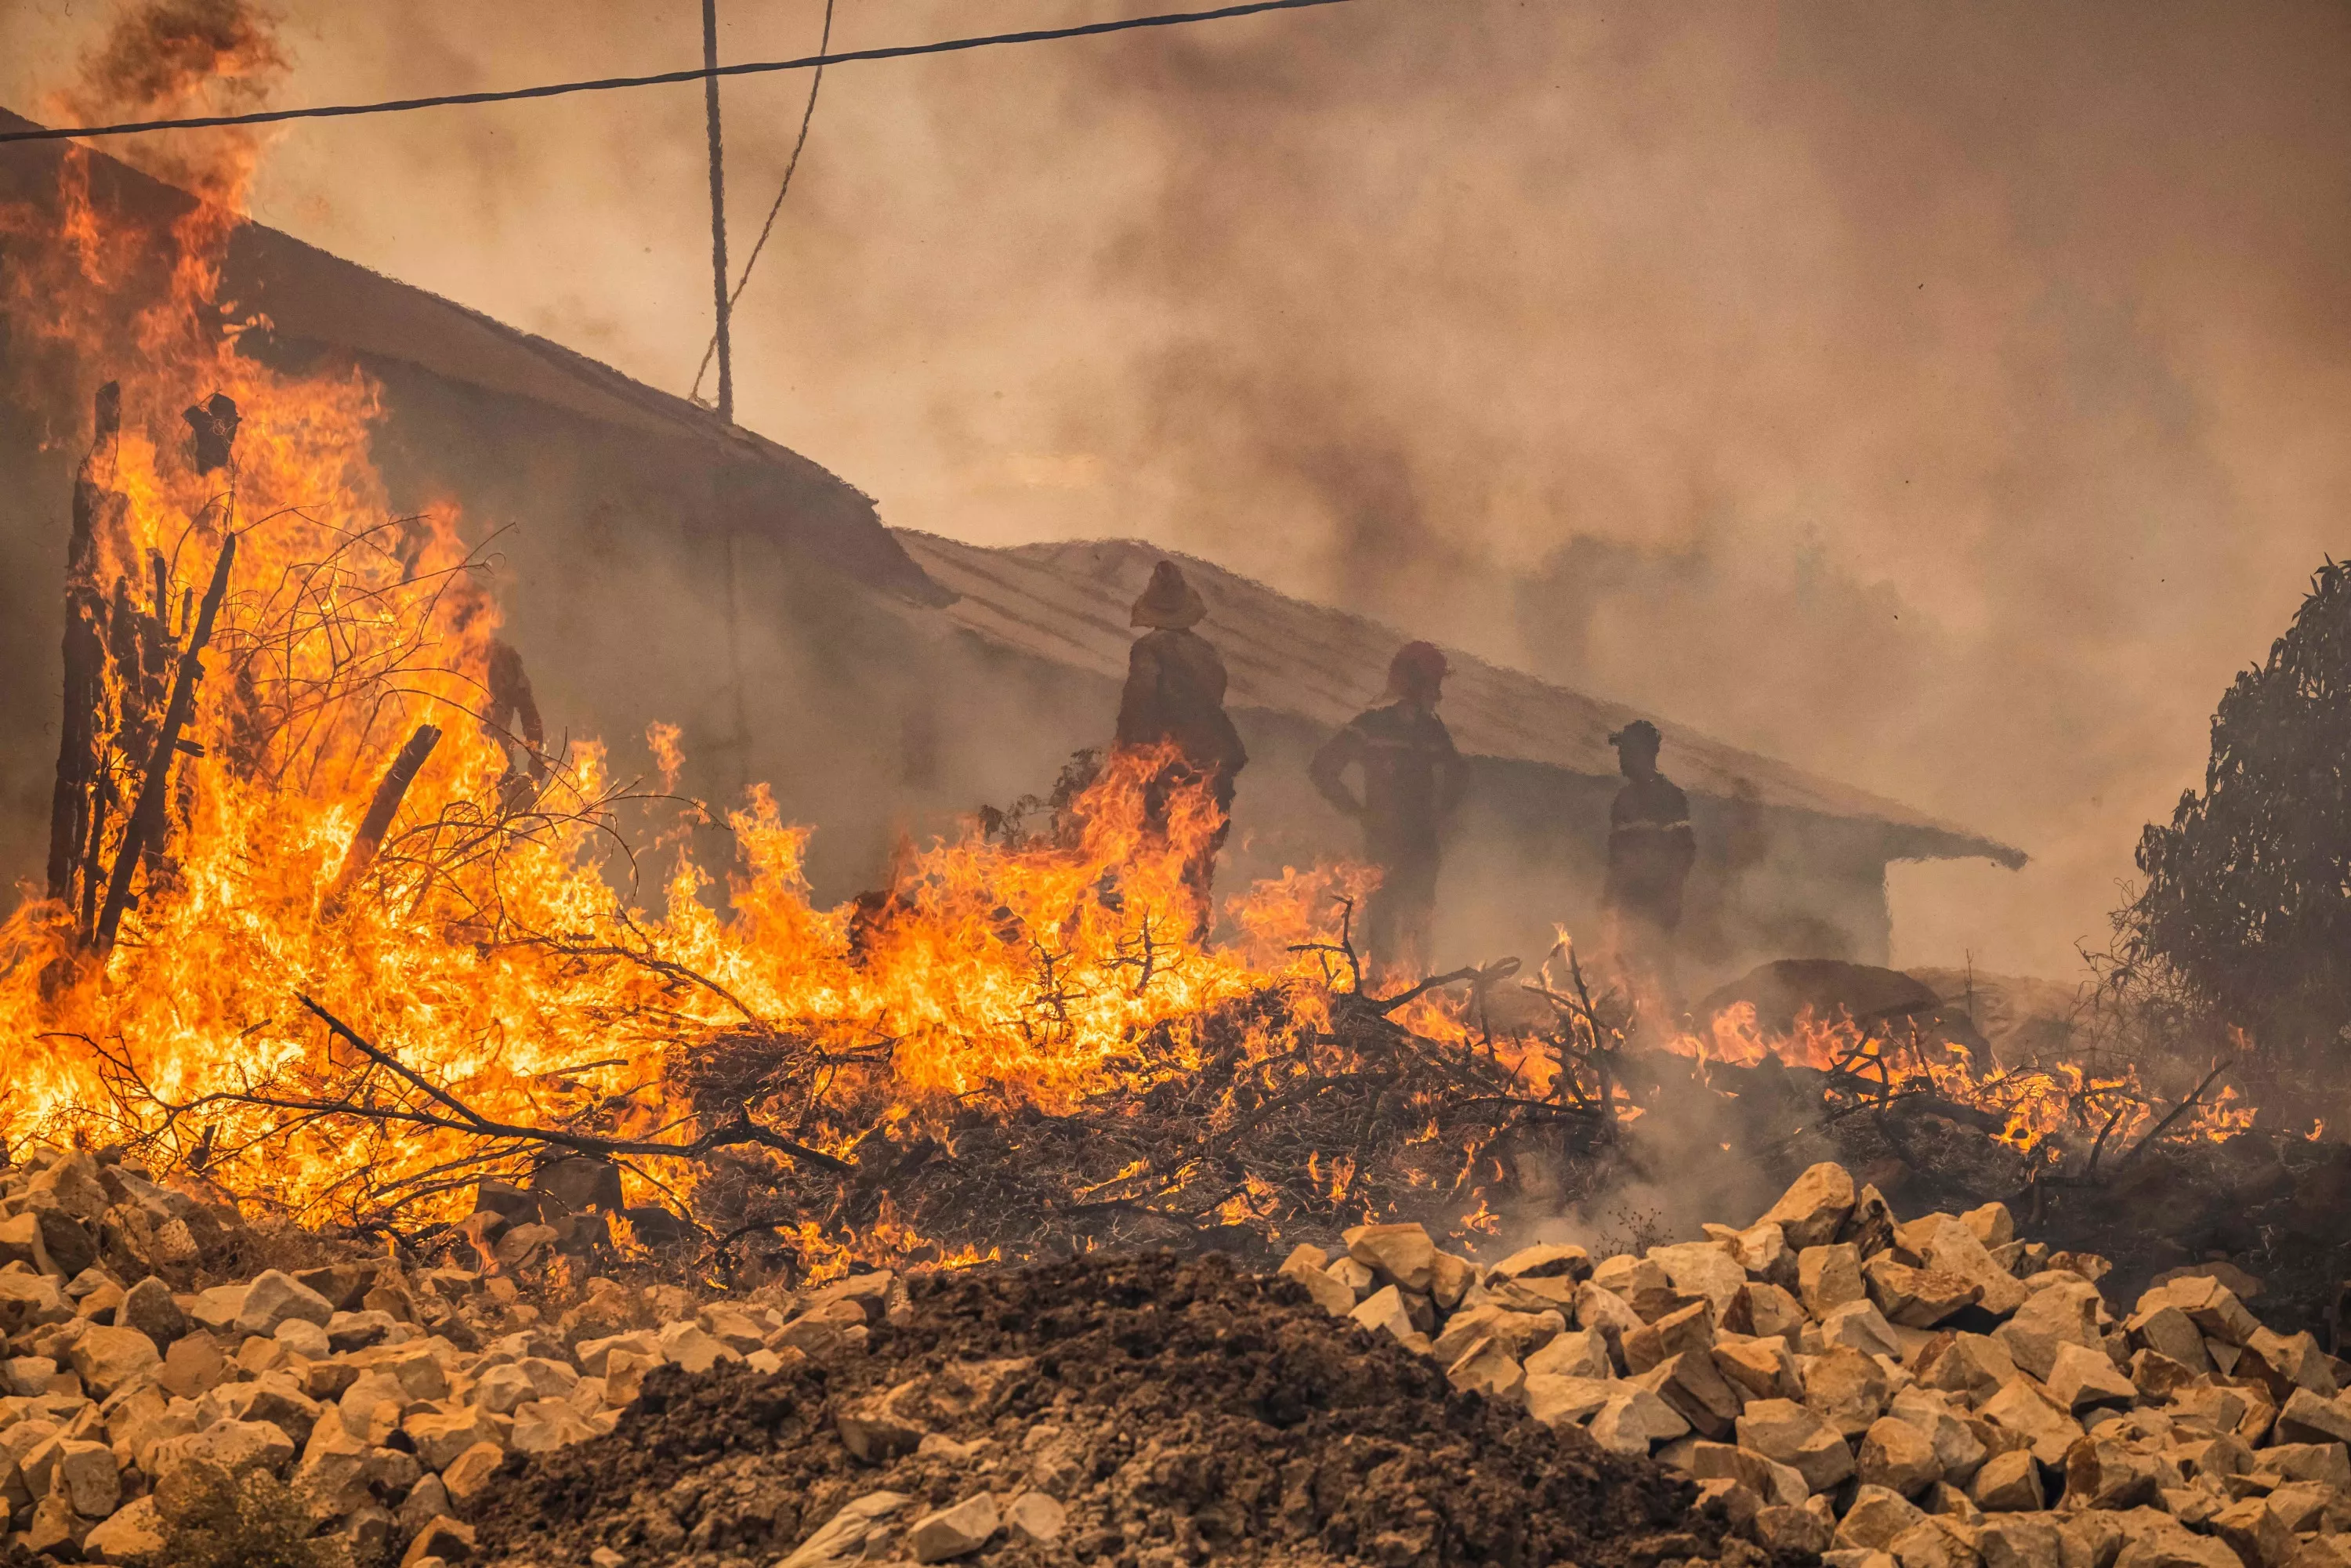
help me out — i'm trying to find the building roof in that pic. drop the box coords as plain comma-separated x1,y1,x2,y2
0,107,944,607
897,531,2027,867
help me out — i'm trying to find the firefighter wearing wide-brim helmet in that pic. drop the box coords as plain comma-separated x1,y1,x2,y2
1114,560,1248,925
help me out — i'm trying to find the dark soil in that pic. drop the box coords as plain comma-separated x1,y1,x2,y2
473,1252,1796,1568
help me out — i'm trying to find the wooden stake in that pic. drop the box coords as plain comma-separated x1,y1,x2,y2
323,723,443,916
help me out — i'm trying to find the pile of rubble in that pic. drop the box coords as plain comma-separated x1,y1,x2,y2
14,1133,2351,1568
0,1143,1747,1568
1283,1161,2351,1568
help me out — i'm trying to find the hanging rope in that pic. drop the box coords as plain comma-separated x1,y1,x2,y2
694,0,836,407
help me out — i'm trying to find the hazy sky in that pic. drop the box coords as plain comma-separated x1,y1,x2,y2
5,0,2347,979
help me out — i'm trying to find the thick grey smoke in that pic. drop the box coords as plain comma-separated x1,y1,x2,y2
5,0,2347,977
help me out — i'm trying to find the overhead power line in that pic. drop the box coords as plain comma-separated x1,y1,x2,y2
0,0,1374,147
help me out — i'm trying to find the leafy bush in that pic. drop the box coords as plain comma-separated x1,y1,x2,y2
2120,560,2351,1059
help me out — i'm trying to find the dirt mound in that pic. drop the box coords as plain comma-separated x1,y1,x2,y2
473,1253,1784,1568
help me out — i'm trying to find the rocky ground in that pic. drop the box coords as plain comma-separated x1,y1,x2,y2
5,1139,2351,1568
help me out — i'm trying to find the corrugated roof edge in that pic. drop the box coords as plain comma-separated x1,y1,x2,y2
900,529,2027,871
0,104,951,609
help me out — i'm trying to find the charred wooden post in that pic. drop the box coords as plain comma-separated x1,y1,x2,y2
46,383,123,909
93,532,236,954
323,722,443,915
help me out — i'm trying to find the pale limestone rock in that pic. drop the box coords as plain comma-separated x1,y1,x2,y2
2237,1327,2335,1401
1488,1242,1592,1282
294,1415,375,1517
229,1270,335,1338
1344,1223,1436,1293
1705,1220,1795,1285
2273,1389,2351,1447
1525,1327,1613,1381
1715,1337,1802,1401
1888,1389,1987,1484
511,1397,596,1454
1995,1284,2106,1381
1433,1304,1562,1364
1889,1517,1979,1568
401,1402,504,1472
82,1494,164,1564
2135,1276,2258,1348
655,1319,739,1374
1349,1284,1417,1345
30,1153,111,1222
1759,1162,1857,1250
1755,1499,1837,1555
575,1329,664,1378
1835,1483,1927,1551
2208,1496,2291,1568
1523,1374,1621,1429
1631,1349,1743,1440
1975,1511,2059,1568
155,1331,225,1402
440,1438,505,1503
1587,1389,1690,1455
1446,1336,1526,1401
1514,1373,1627,1439
777,1494,912,1568
1682,1439,1809,1506
2126,1305,2214,1374
1866,1257,1984,1327
1649,1241,1747,1314
51,1436,121,1515
1005,1490,1067,1544
1733,1282,1810,1346
2045,1342,2137,1410
908,1492,1000,1563
1908,1215,2031,1316
1430,1251,1476,1309
1737,1396,1857,1492
1800,1244,1866,1318
202,1371,323,1447
1977,1378,2083,1468
2063,1432,2161,1509
1574,1280,1645,1352
1277,1252,1355,1317
1860,1415,1944,1497
699,1303,772,1354
147,1417,296,1480
2106,1505,2239,1568
1804,1345,1891,1438
1624,1300,1715,1374
1922,1332,2020,1401
1821,1301,1905,1360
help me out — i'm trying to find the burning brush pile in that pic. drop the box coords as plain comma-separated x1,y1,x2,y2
11,12,2351,1568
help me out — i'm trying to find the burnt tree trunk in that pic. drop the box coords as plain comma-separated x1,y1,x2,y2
94,532,237,954
45,384,122,911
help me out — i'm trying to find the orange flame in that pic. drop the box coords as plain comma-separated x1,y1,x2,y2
0,31,1384,1250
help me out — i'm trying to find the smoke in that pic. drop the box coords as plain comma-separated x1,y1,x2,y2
49,0,288,205
5,0,2349,978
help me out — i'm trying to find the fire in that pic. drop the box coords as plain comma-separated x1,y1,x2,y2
1668,1001,2256,1159
0,16,1384,1253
